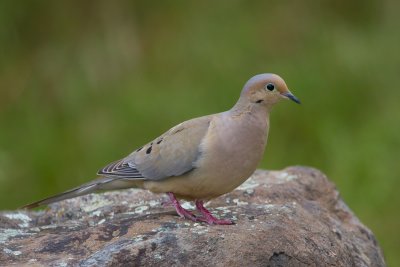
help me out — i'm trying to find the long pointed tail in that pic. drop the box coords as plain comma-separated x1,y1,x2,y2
22,177,134,209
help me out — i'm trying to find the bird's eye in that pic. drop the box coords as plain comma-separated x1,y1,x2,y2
266,83,275,91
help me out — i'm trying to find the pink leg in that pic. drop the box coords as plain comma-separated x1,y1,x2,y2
195,200,234,225
167,192,197,222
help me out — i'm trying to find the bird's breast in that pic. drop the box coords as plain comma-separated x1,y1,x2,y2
187,112,269,198
202,113,268,168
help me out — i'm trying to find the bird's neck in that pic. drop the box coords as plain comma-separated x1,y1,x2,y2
230,98,270,120
227,100,270,137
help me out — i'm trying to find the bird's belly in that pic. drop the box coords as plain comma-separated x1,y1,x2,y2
143,168,254,200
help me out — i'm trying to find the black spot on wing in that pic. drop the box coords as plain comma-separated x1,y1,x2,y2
97,160,144,178
146,146,152,154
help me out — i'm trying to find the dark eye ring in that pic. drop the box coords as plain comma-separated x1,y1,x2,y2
266,83,275,91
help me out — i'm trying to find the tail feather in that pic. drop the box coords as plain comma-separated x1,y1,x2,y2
22,177,119,209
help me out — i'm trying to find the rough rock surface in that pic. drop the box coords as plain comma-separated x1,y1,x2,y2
0,167,385,267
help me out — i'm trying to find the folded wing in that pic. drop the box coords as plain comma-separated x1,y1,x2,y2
98,115,212,180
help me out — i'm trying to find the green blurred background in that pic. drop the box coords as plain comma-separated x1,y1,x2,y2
0,0,398,264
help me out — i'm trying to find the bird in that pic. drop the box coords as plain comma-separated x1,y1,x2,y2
23,73,300,225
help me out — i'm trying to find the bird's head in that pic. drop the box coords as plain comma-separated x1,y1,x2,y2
240,73,300,107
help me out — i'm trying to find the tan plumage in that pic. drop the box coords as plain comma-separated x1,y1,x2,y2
24,73,300,225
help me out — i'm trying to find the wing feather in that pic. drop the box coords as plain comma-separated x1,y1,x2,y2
97,160,144,178
97,115,212,180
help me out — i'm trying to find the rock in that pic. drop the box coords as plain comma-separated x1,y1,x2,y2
0,167,385,267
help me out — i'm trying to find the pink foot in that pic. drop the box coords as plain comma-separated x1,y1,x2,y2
167,192,197,222
195,200,234,225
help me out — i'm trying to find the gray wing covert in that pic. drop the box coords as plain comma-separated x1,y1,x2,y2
98,115,212,180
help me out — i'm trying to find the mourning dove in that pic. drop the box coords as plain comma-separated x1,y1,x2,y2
24,73,300,225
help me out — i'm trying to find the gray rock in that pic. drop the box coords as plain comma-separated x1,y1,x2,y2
0,167,385,266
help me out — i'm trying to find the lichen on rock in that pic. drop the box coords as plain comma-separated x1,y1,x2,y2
0,167,386,266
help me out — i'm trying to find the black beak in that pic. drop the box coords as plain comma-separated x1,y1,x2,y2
282,92,301,104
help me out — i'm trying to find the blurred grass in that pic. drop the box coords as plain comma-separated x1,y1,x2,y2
0,0,399,265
